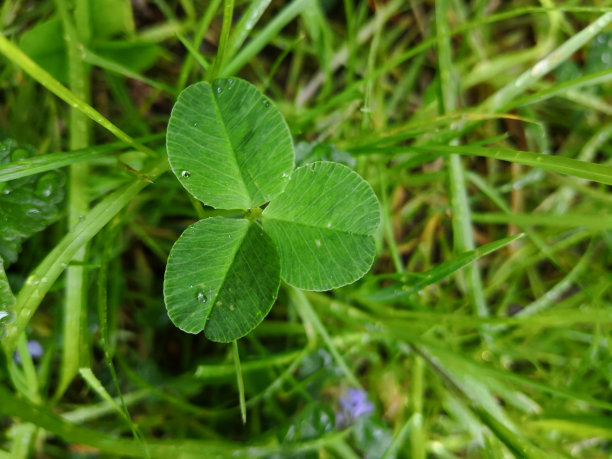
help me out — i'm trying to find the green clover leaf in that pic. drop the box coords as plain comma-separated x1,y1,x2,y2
164,78,380,342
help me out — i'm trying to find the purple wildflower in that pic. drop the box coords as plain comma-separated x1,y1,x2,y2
13,340,43,364
337,387,375,427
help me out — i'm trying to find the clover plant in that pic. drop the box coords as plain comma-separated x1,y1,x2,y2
164,78,380,342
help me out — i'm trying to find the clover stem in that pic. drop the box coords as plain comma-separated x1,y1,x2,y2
232,340,247,424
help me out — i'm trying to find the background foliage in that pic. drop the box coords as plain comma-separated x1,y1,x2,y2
1,0,611,457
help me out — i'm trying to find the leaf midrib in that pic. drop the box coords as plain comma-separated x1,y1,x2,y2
209,83,253,208
202,220,252,335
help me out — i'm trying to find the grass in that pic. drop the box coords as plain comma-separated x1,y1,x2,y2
1,1,611,457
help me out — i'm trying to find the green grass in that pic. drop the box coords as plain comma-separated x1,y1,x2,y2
1,1,611,457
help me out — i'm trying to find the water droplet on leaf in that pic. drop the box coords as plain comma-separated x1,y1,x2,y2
263,101,270,108
35,172,57,198
26,209,41,215
193,122,198,127
216,87,222,94
181,170,191,178
11,148,29,162
26,276,40,285
197,292,207,303
315,240,321,247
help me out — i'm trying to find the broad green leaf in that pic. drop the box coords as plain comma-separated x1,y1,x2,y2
0,139,65,266
19,11,156,87
262,162,380,291
163,217,280,342
19,16,67,83
585,32,612,74
0,258,15,325
166,78,294,209
90,0,135,39
280,402,335,444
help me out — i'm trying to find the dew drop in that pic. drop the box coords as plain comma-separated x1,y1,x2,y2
315,239,321,247
26,208,41,215
35,172,58,198
193,122,199,127
326,221,332,228
216,87,222,94
263,101,270,108
228,78,234,85
2,188,11,195
0,311,9,321
11,148,29,162
197,292,208,303
281,172,289,179
26,276,40,285
181,170,191,178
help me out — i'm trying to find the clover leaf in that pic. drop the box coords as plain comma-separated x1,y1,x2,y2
164,78,380,342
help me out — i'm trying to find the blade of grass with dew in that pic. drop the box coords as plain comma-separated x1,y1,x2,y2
220,0,315,77
472,212,612,229
55,0,91,399
412,345,546,458
224,0,271,61
288,285,362,389
408,144,612,185
63,390,149,424
486,12,612,112
80,46,177,95
0,134,164,182
0,35,157,157
436,0,489,332
176,0,221,90
206,0,234,80
175,32,209,71
1,158,169,355
8,423,36,459
515,243,594,318
367,234,523,302
79,368,149,457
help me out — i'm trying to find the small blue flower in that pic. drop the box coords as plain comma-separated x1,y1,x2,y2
337,387,375,426
13,340,43,364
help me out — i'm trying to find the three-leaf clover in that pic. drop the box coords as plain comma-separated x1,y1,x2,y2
164,78,380,342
